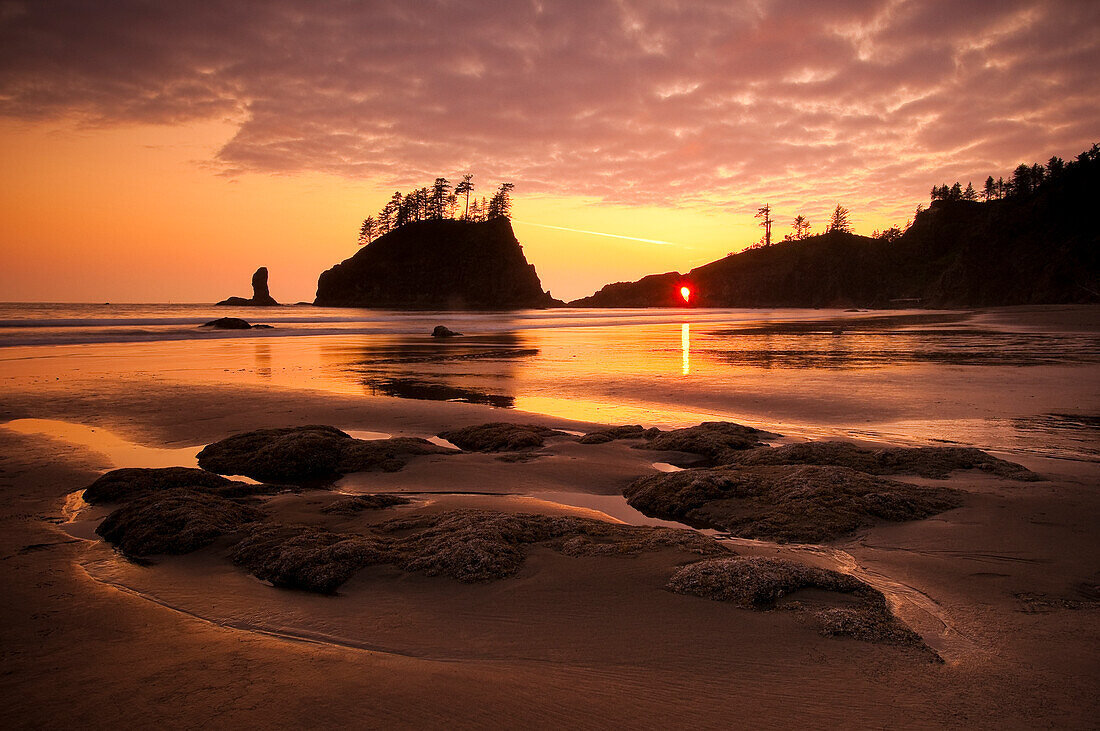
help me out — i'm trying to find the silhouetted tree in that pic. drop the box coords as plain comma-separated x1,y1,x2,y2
754,203,774,246
469,196,488,221
983,176,996,202
827,204,851,233
1031,163,1045,185
358,216,377,245
790,214,811,240
385,191,404,229
1011,164,1033,197
417,188,431,220
430,178,451,220
949,182,962,200
963,182,977,201
873,225,903,243
454,174,474,220
487,182,515,219
1047,156,1064,177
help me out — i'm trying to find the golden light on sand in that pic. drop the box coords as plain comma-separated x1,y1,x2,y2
680,286,691,303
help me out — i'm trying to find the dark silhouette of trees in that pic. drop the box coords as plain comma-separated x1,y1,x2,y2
356,176,515,243
1011,164,1035,196
754,203,774,246
790,214,811,240
827,204,852,233
983,176,996,201
487,182,515,219
358,216,377,245
470,196,487,221
430,178,452,220
927,144,1096,209
455,174,474,220
872,225,903,242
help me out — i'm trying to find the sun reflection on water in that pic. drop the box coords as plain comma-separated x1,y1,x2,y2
681,322,690,375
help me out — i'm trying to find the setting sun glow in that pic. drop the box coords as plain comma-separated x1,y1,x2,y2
680,286,691,303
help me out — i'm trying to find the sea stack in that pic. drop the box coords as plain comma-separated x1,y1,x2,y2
217,267,279,306
314,218,558,309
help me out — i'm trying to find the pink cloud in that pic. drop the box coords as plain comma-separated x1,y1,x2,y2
1,0,1096,223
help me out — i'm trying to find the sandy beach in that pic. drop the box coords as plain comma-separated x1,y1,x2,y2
0,306,1096,728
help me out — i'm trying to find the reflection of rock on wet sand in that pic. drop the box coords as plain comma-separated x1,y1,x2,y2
321,331,536,409
367,377,514,408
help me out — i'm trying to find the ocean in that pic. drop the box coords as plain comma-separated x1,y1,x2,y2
1,302,1097,462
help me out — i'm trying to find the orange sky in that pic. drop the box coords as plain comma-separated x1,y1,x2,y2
0,118,888,303
0,1,1096,303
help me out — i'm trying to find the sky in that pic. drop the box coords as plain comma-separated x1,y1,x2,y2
1,0,1097,303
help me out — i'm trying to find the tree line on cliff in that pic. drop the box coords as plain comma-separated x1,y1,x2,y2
747,143,1100,252
358,177,514,245
929,145,1097,204
571,142,1099,307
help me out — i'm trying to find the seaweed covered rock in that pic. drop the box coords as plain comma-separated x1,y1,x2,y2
320,494,413,515
437,423,566,452
730,441,1039,480
83,467,238,504
381,509,728,582
668,557,927,648
228,509,729,592
624,465,962,543
232,524,390,593
578,425,662,445
339,437,451,473
669,555,867,607
196,425,451,483
635,422,778,463
96,488,264,557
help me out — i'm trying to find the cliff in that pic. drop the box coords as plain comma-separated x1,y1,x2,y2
314,218,558,309
217,267,279,306
569,157,1099,308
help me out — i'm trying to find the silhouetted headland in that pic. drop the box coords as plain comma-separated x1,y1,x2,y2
216,267,279,306
315,218,559,309
572,145,1099,308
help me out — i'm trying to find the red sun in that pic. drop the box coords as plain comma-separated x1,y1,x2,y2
680,286,691,303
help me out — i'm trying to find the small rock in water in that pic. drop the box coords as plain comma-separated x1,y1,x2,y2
432,325,462,337
202,318,257,329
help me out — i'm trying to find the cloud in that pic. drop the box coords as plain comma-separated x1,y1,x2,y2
1,0,1097,220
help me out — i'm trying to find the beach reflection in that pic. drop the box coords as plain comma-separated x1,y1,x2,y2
254,341,272,379
682,323,690,375
320,332,534,408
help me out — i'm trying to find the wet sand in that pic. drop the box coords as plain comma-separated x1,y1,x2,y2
1,380,1098,728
